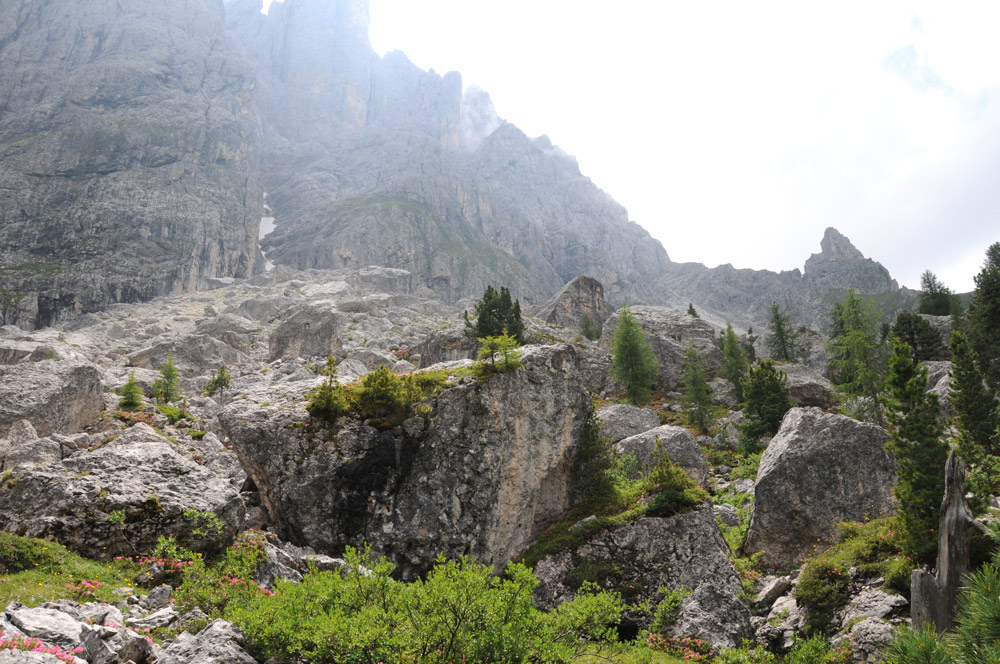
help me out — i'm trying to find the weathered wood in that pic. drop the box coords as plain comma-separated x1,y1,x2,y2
911,451,987,633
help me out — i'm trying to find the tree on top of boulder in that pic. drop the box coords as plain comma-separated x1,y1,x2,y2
464,285,525,344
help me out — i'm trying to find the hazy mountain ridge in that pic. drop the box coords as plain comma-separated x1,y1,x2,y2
0,0,915,332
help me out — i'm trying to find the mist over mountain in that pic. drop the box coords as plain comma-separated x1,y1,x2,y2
0,0,914,330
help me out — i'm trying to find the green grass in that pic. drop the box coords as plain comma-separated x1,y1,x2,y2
0,532,141,607
517,447,708,569
794,517,913,632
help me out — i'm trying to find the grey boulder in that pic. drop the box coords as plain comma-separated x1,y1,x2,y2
744,408,896,568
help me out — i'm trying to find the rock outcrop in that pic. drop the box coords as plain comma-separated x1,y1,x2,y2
221,344,591,579
595,404,660,444
0,0,262,328
744,408,896,568
533,506,745,645
614,425,709,486
600,306,721,392
0,358,103,438
535,276,616,333
0,424,245,558
776,363,835,409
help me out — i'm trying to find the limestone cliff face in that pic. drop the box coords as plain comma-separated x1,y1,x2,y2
225,0,671,306
220,344,591,579
0,0,262,328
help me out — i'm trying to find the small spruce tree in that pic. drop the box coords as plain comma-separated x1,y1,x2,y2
949,330,999,458
687,303,699,318
765,301,805,362
118,371,145,411
474,334,522,377
152,353,181,403
739,360,792,451
203,365,232,397
721,323,749,403
918,270,957,316
681,346,713,434
885,337,948,565
306,356,351,422
609,306,659,405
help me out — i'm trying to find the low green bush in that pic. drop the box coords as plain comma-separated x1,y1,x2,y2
225,548,624,664
157,403,182,424
473,333,523,378
714,640,776,663
795,518,912,633
0,532,139,607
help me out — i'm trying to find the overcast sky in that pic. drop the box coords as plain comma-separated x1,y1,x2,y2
264,1,999,293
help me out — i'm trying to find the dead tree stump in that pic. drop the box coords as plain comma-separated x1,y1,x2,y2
911,451,987,633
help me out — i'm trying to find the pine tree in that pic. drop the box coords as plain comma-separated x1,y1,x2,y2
918,270,957,316
118,371,145,411
891,312,946,361
968,242,1000,390
827,289,888,426
464,285,525,344
739,360,792,451
681,346,713,434
948,330,998,458
152,353,181,403
609,306,659,405
765,301,805,362
885,337,948,565
721,323,749,403
687,303,699,318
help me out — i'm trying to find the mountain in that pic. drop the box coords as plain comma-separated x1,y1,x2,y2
224,0,672,307
0,0,915,332
0,0,263,328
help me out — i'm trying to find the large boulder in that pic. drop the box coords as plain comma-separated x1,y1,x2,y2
614,425,708,486
0,358,103,438
411,322,477,367
268,300,346,361
743,408,896,568
534,276,615,333
533,505,744,641
595,404,660,444
156,620,257,664
599,306,721,392
776,362,834,409
126,335,247,372
0,424,245,558
667,584,753,652
221,344,591,579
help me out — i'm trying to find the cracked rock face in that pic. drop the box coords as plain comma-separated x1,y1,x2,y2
533,505,743,642
0,358,103,438
221,344,591,579
0,424,245,558
743,408,896,568
0,0,262,329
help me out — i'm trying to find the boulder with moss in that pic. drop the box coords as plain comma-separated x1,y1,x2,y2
0,424,245,558
221,343,591,579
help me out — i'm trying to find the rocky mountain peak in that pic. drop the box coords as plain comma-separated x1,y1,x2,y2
813,227,865,262
803,227,898,295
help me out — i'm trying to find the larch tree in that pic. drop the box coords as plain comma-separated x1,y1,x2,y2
609,306,659,405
